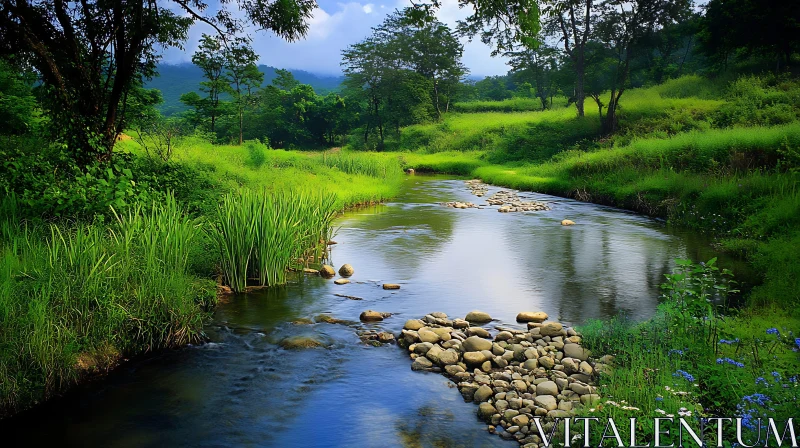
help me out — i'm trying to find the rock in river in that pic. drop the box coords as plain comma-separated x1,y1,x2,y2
319,265,336,278
462,336,493,352
338,264,355,277
561,219,576,226
383,283,401,290
334,279,350,285
404,319,425,331
540,322,564,336
465,310,492,323
360,310,388,322
516,311,548,323
279,336,327,349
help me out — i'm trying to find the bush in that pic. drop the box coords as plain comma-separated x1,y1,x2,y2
245,139,269,168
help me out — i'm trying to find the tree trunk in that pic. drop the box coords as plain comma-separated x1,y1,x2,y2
433,79,442,120
574,57,585,117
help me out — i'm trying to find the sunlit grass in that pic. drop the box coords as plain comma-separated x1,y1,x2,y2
0,194,213,415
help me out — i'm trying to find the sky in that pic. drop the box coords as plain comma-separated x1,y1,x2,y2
160,0,512,77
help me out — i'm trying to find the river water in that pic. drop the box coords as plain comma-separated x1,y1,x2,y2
2,176,752,447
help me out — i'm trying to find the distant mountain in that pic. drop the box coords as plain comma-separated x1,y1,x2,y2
146,63,345,115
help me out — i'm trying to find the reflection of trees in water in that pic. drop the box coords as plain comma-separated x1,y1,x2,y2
502,215,687,323
333,182,459,275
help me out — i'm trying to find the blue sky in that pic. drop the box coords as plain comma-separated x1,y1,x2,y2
160,0,511,77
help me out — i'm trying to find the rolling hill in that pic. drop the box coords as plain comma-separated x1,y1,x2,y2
146,63,344,115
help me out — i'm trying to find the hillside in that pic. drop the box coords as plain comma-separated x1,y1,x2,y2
147,63,344,115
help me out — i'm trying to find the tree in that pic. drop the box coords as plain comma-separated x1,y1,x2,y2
412,0,541,55
508,45,561,110
375,9,467,119
698,0,800,72
542,0,595,117
191,34,229,135
225,38,263,145
0,0,315,165
593,0,691,132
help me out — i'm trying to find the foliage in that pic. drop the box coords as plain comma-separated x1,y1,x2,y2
577,261,798,445
0,194,214,416
211,189,337,291
0,0,315,165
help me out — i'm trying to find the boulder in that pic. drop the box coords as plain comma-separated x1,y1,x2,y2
462,336,493,352
561,219,575,226
411,356,433,371
474,385,494,402
438,349,460,365
536,381,558,396
463,351,488,366
516,311,548,323
563,343,590,361
382,283,401,290
534,395,558,411
319,265,336,278
404,319,425,331
333,279,350,285
467,327,491,338
431,327,452,341
478,403,497,420
538,357,555,369
512,414,530,427
452,319,470,329
540,322,563,336
417,328,441,343
465,310,493,323
279,336,326,349
377,332,395,343
494,331,513,341
359,310,385,322
338,264,355,277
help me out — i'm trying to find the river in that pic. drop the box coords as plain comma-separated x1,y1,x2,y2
1,176,752,447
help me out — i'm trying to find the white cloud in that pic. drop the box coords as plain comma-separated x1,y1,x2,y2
159,0,510,77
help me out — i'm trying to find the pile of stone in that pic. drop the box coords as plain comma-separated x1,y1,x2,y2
466,179,489,197
441,201,478,209
399,310,611,447
487,190,550,213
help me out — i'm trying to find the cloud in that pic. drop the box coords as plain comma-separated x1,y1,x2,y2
160,0,510,77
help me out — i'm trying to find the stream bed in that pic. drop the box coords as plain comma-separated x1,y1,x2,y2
1,176,753,447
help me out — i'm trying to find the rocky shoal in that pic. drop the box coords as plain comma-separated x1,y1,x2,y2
398,310,612,447
464,179,551,213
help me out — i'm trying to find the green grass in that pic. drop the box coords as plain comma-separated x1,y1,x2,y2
212,189,337,292
0,194,214,415
119,137,405,210
451,97,568,113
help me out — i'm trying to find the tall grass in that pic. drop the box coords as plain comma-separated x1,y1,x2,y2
0,194,213,416
212,189,338,292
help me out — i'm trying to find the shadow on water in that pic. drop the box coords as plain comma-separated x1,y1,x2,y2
0,175,755,447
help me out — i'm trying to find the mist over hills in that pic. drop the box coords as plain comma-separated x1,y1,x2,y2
146,63,345,115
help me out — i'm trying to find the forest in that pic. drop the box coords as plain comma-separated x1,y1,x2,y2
0,0,799,445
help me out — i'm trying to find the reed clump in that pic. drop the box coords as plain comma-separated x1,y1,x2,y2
212,189,337,292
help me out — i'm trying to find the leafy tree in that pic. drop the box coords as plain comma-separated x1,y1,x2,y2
0,0,315,165
698,0,800,72
542,0,595,117
376,9,467,118
593,0,691,132
0,58,39,135
225,38,263,144
474,76,513,101
189,34,229,135
413,0,541,55
508,45,561,109
272,69,300,90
